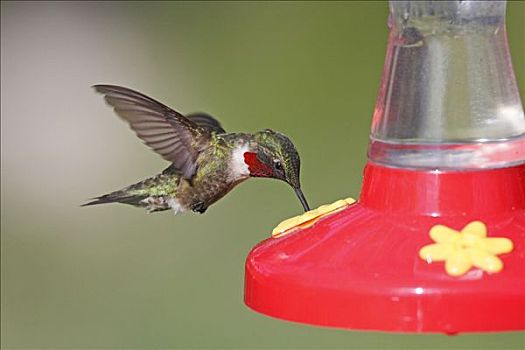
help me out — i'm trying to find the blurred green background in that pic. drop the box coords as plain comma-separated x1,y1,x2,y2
1,1,524,348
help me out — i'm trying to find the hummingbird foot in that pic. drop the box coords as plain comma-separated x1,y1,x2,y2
191,201,208,214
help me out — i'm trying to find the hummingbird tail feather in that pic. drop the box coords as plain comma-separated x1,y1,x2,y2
81,191,148,207
83,172,180,212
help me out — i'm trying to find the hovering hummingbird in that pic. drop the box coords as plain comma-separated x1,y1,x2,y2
83,85,310,214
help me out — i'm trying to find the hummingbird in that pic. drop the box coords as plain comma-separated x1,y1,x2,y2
83,85,310,214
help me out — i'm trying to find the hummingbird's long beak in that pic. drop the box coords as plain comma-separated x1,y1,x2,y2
294,187,310,212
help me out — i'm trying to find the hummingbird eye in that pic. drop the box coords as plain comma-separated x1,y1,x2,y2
273,159,283,171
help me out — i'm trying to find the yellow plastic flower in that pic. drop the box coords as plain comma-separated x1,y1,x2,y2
419,221,513,277
272,197,356,237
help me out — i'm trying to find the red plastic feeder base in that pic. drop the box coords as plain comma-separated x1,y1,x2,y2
244,162,525,333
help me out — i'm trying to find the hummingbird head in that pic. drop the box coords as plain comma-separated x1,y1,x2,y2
243,129,310,212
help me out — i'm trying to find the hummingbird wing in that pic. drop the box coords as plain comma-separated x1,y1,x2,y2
186,112,226,134
93,84,210,179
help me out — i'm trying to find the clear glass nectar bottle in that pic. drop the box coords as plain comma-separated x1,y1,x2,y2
369,0,525,169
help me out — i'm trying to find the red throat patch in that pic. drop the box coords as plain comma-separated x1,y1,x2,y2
243,152,273,177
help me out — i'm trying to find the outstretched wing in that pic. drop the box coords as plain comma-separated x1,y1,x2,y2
186,112,226,134
93,84,210,179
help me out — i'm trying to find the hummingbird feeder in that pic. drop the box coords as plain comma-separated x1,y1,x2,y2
244,0,525,334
